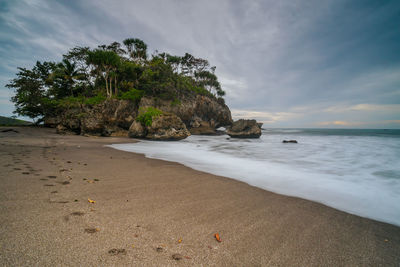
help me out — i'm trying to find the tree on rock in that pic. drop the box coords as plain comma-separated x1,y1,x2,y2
123,38,147,63
87,50,120,98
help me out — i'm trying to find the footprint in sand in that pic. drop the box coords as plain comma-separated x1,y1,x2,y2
108,249,126,256
70,211,84,216
84,228,99,234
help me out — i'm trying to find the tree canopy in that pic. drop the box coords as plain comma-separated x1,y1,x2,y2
6,37,226,122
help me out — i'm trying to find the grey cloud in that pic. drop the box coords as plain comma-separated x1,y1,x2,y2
0,0,399,127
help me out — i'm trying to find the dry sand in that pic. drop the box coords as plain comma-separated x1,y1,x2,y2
0,126,399,266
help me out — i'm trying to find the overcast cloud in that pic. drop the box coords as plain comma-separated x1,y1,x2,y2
1,0,399,128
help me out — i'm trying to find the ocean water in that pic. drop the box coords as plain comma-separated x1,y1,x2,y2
109,129,400,226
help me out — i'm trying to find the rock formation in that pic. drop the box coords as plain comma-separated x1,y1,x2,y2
130,113,190,140
226,119,262,138
45,95,230,140
139,95,232,134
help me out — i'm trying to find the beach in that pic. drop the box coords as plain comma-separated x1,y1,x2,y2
0,127,399,266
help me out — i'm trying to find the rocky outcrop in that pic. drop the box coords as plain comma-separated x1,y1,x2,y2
189,120,216,135
47,99,138,136
80,99,137,136
43,116,61,128
129,113,190,140
47,95,231,137
139,95,232,134
226,119,262,138
128,121,146,138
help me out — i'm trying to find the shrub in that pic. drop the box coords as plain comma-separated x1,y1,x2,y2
136,107,163,126
84,93,106,105
57,96,84,108
118,89,144,102
171,98,181,107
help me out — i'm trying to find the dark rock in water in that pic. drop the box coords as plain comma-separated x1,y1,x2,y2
129,113,190,141
226,119,262,138
282,140,298,143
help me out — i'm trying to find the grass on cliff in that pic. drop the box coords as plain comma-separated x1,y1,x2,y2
118,89,144,102
136,107,163,126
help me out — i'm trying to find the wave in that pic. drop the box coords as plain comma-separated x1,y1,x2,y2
108,132,400,226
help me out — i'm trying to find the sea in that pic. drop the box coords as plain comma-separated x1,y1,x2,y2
109,128,400,226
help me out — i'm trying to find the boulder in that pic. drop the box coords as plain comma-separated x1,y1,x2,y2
80,111,103,136
128,121,146,138
129,113,190,140
227,119,262,138
146,114,190,140
43,116,61,128
189,120,216,135
282,140,298,143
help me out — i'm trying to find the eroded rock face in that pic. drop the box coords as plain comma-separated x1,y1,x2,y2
226,119,262,138
146,114,190,140
189,120,216,135
128,121,146,138
129,113,190,140
139,95,232,134
48,95,231,137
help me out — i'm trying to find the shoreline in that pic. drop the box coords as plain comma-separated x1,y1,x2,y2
1,126,399,266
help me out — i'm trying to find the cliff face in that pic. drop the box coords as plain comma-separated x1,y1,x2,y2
139,95,232,132
45,95,232,137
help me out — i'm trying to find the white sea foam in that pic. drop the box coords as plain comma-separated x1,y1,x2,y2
108,129,400,226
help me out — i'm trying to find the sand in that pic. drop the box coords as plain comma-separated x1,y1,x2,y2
0,126,399,266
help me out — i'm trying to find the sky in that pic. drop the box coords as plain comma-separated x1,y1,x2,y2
1,0,399,128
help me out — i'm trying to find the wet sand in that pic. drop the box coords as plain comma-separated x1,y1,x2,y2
0,126,399,266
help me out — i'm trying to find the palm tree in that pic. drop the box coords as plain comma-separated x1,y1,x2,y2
57,59,83,97
87,50,121,97
123,38,148,63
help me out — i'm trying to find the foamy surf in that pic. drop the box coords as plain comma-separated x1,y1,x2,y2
108,129,400,226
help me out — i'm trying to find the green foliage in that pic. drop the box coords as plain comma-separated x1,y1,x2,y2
57,96,84,108
171,98,181,107
123,38,147,61
6,61,55,121
136,107,163,126
8,37,226,122
118,89,144,102
84,94,106,105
